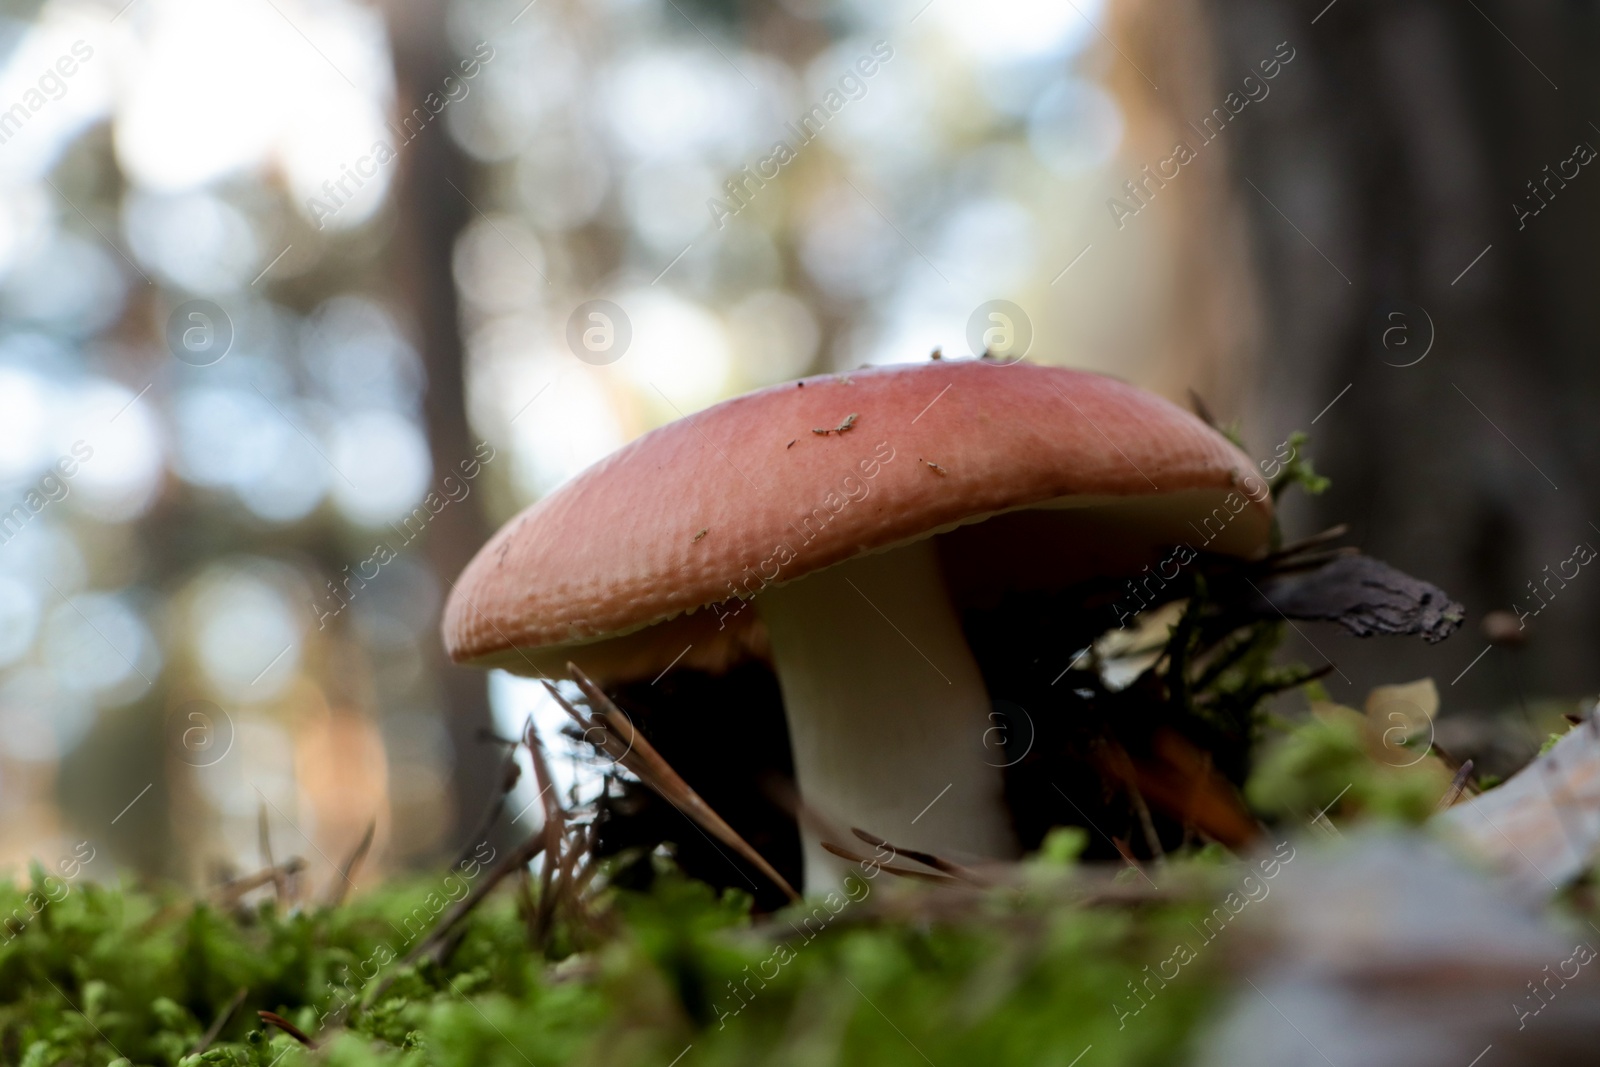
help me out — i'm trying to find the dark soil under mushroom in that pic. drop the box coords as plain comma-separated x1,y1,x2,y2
589,551,1316,911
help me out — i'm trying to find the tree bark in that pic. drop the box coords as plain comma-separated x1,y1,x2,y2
383,0,504,854
1132,0,1600,706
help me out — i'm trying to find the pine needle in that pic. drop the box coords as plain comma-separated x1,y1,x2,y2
214,858,307,908
817,840,958,884
547,668,800,902
190,985,247,1055
325,819,376,907
526,715,568,947
848,828,988,885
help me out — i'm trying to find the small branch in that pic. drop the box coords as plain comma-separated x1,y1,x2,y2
324,819,376,907
1101,740,1165,862
214,858,307,909
526,716,567,948
191,985,247,1055
418,834,546,961
545,823,594,945
848,828,988,885
453,745,523,869
819,840,958,884
1109,835,1151,877
1266,545,1361,571
568,847,605,903
1266,524,1350,560
1437,759,1475,811
549,667,800,902
258,803,287,909
341,829,547,1022
517,865,537,941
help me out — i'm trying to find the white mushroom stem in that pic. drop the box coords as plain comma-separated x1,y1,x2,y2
758,538,1019,893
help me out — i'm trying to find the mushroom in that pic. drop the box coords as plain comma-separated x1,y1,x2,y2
444,362,1272,891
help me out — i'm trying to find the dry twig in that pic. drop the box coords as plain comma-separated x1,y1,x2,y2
818,841,957,884
848,828,989,885
452,746,522,869
342,830,548,1022
547,666,800,902
214,858,307,909
324,819,376,907
191,985,247,1055
258,804,289,908
526,715,568,947
1437,759,1475,811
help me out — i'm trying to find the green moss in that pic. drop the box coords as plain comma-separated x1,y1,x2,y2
0,854,1245,1067
1245,705,1452,825
1269,431,1330,500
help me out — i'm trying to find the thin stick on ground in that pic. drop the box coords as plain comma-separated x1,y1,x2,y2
324,818,376,907
848,828,988,885
563,838,610,942
547,667,800,902
1438,759,1476,811
526,715,568,947
190,985,247,1055
569,848,605,899
342,829,548,1022
516,865,537,941
258,803,288,908
453,745,523,870
818,840,958,884
1102,740,1165,862
770,778,975,885
545,822,596,945
214,858,307,909
1266,524,1351,560
1108,835,1157,884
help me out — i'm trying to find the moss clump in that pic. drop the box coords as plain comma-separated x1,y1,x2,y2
1246,695,1454,826
0,851,1242,1067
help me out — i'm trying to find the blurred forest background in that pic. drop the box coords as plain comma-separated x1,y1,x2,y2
0,0,1593,887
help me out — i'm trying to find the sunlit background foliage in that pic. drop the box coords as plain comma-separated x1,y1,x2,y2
0,0,1207,887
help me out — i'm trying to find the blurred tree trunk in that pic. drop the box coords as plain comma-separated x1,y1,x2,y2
1122,0,1600,709
383,0,504,855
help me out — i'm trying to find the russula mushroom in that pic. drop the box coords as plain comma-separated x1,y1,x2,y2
444,362,1272,891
